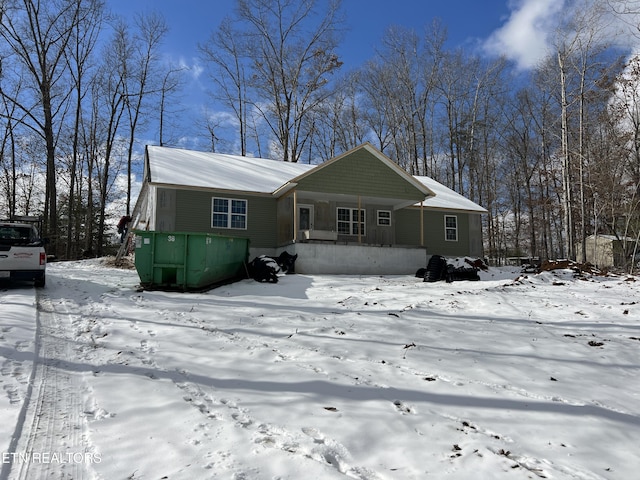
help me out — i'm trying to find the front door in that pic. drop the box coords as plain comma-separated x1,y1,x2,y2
298,204,314,231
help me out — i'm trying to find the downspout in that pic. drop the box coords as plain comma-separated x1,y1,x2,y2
293,190,298,243
420,201,424,246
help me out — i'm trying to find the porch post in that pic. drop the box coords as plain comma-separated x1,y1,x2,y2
420,201,424,246
293,190,298,242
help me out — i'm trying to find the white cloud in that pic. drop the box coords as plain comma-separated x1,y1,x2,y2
484,0,566,70
189,59,204,81
206,109,239,128
160,53,204,83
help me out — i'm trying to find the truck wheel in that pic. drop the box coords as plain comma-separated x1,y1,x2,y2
35,273,46,288
424,255,446,282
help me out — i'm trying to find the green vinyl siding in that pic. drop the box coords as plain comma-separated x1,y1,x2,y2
394,209,421,246
155,187,177,231
395,208,473,256
173,189,277,248
295,149,425,200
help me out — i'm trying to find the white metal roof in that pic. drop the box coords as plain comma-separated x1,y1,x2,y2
146,145,487,213
146,146,314,194
414,176,488,213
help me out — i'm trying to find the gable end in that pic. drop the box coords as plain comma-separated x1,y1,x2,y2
293,147,427,201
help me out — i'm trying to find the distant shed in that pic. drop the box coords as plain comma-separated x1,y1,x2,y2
576,235,638,268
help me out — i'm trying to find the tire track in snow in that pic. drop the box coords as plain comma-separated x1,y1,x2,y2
4,294,96,480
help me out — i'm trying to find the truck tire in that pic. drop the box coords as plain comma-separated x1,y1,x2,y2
424,255,447,282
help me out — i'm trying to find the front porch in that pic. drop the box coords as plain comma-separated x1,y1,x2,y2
269,189,430,275
276,242,427,275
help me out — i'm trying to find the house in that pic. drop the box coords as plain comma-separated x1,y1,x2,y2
131,143,487,274
575,234,639,268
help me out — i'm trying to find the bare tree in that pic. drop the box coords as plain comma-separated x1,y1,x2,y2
0,69,26,218
357,59,394,153
308,71,366,161
158,64,186,147
236,0,344,162
0,0,87,255
435,49,482,193
373,26,424,172
617,55,640,187
199,16,250,155
608,53,640,268
369,23,446,176
196,108,224,153
607,0,640,34
122,11,168,214
92,20,129,254
502,88,546,259
63,0,104,258
550,0,619,260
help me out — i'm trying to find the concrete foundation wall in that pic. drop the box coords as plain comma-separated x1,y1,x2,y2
270,243,427,275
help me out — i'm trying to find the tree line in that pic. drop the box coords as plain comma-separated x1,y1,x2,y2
1,0,640,269
0,0,179,258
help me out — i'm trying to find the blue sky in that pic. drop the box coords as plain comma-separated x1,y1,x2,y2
105,0,621,152
107,0,563,74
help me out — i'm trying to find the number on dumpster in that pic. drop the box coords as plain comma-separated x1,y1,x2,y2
168,235,175,242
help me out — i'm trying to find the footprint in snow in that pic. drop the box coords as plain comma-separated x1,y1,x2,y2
140,339,156,354
3,384,23,404
232,411,253,428
1,360,27,382
302,426,325,443
0,326,12,339
393,400,415,415
15,340,31,352
300,429,359,476
129,294,146,305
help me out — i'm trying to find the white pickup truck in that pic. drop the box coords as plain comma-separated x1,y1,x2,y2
0,218,47,287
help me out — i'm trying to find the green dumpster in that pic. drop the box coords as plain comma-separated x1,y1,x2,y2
133,230,249,290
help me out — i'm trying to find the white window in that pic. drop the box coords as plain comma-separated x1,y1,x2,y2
212,197,247,229
445,215,458,241
337,208,365,235
377,210,391,226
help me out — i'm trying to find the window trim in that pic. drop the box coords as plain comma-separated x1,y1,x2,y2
377,210,391,226
211,197,248,230
337,207,366,236
444,214,458,242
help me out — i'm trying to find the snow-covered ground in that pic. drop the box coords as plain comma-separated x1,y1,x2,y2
0,259,639,479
